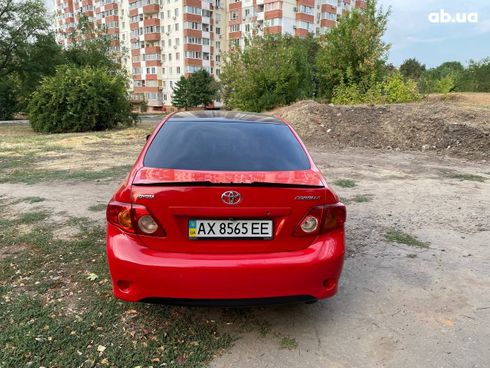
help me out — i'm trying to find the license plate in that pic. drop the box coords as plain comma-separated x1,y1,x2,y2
188,219,273,239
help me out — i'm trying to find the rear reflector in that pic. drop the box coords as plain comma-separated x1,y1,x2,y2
107,200,166,237
294,203,346,237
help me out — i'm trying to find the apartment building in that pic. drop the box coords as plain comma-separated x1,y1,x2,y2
54,0,366,111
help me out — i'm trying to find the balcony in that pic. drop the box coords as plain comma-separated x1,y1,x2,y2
144,33,161,41
143,4,159,14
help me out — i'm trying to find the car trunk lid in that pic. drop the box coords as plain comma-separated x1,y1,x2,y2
131,168,335,254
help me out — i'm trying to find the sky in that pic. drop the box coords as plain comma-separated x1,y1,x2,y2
44,0,490,68
378,0,490,67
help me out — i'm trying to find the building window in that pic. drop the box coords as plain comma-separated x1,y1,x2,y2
184,6,201,15
298,5,314,15
264,18,281,27
321,12,337,21
264,2,281,11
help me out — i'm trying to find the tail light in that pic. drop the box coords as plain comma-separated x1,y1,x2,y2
106,200,166,237
294,203,346,237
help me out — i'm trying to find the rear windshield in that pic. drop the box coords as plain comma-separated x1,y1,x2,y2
144,120,311,171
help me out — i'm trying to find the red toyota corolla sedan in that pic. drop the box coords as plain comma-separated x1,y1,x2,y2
106,111,346,305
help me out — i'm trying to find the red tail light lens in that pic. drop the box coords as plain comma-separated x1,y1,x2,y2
294,203,346,237
107,201,134,232
107,201,166,237
321,203,346,232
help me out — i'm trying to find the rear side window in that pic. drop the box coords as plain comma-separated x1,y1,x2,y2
144,120,311,171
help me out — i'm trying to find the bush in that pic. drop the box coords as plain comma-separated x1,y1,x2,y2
28,65,134,133
434,74,456,94
332,73,421,105
383,73,421,103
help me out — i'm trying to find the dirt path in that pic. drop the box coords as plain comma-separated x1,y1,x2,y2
210,148,490,368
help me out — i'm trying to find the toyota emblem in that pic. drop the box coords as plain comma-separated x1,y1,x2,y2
221,191,241,205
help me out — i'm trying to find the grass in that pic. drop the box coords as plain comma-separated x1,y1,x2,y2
0,164,133,184
13,196,45,204
444,172,486,182
340,194,371,204
17,210,51,224
279,335,298,350
385,229,429,249
351,194,371,203
333,179,357,188
340,196,351,205
0,122,152,185
0,207,235,367
88,203,108,212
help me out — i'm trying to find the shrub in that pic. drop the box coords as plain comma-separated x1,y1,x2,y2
28,65,134,133
331,82,364,105
434,74,456,94
332,73,421,105
383,73,421,103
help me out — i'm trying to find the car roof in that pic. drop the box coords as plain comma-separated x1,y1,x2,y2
168,110,285,124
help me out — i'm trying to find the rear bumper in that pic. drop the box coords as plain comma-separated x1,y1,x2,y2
106,224,345,303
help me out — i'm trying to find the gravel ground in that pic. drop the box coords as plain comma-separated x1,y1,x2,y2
210,147,490,368
1,111,489,367
1,146,488,368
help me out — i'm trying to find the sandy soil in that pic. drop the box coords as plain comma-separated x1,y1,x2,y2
1,143,489,368
210,148,490,368
1,108,489,367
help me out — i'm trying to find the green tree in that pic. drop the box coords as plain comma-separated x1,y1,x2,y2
221,34,317,111
419,61,464,93
400,58,426,80
0,0,48,78
0,76,19,120
189,69,219,107
64,15,122,70
28,65,134,133
16,33,65,109
316,0,391,98
465,58,490,92
172,76,194,110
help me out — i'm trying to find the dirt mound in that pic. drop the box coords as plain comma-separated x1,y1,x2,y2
273,100,490,160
